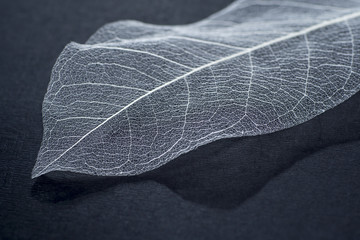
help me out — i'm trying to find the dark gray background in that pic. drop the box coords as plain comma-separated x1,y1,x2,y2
1,0,360,239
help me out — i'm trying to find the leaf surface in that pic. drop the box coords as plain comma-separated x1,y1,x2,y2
32,0,360,178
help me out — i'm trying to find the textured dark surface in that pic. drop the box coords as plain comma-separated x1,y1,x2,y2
1,0,360,239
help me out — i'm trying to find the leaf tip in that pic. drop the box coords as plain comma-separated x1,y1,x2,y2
31,163,51,179
31,168,43,179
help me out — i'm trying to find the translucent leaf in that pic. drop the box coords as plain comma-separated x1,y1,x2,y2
32,0,360,178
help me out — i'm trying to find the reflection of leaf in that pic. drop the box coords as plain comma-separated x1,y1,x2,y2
32,0,360,178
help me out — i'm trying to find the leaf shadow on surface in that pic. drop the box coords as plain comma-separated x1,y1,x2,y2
31,92,360,209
